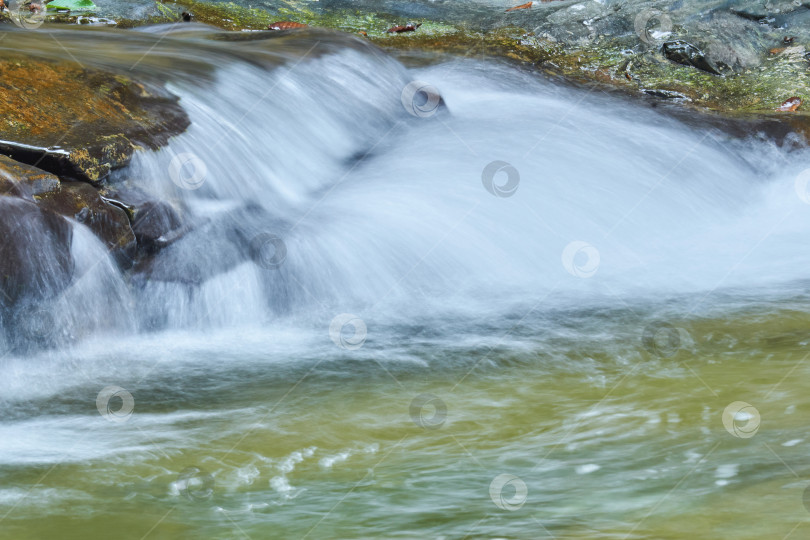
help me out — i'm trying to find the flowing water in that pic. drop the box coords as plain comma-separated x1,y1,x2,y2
2,25,810,539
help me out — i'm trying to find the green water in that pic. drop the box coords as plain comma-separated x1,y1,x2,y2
3,300,810,539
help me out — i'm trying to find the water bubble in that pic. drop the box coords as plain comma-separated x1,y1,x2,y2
96,386,135,423
489,473,528,511
561,241,600,278
722,401,760,438
329,314,367,350
481,161,520,198
401,81,442,118
409,393,447,429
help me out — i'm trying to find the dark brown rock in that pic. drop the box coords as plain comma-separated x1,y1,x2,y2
101,186,185,254
0,197,74,309
36,181,137,266
0,155,60,201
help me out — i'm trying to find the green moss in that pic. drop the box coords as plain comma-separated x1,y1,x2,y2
104,1,810,119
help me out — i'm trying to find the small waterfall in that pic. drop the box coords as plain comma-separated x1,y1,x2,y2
1,27,809,351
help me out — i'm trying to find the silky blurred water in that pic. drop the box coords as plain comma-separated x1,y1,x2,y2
1,26,810,539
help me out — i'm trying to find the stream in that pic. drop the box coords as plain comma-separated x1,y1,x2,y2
2,24,810,539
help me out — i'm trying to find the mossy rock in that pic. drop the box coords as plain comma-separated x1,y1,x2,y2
147,0,810,134
0,55,189,184
0,155,61,200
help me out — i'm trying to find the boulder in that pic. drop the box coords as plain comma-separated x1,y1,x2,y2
0,54,189,184
0,155,61,201
0,197,74,309
101,186,186,254
36,181,137,267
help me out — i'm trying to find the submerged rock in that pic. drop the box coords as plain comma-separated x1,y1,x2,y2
0,54,189,184
134,204,287,285
0,197,74,309
101,186,185,255
36,181,137,267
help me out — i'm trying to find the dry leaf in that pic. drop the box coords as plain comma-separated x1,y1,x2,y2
777,96,802,112
387,23,422,33
769,47,786,55
506,1,532,11
267,21,308,30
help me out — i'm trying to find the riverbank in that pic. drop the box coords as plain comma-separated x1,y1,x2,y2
11,0,810,119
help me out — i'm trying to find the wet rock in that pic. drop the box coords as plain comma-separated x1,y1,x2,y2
0,55,189,184
101,186,185,254
662,41,721,76
131,200,184,252
642,88,691,101
75,0,810,126
0,155,60,200
36,181,137,267
0,197,74,308
267,21,308,30
134,204,287,285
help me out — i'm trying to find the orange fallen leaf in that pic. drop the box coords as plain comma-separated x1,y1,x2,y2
358,31,368,37
769,47,786,55
506,1,532,11
777,96,802,112
387,23,421,33
267,21,308,30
